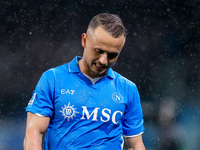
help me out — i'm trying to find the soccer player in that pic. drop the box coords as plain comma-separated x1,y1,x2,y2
24,13,145,150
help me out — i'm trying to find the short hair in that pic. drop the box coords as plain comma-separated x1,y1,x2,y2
87,13,127,38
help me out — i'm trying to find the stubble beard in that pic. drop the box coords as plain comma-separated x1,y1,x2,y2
86,60,108,78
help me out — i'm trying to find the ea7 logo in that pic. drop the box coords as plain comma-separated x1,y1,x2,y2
61,89,75,95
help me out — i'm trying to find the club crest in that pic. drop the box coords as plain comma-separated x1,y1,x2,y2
112,92,124,103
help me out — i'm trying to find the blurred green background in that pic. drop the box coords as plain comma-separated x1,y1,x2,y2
0,0,199,149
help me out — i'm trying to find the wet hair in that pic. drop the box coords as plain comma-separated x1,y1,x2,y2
87,13,127,38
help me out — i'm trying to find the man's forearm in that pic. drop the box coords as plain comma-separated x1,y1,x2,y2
125,135,146,150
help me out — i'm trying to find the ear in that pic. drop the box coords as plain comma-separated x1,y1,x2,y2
81,33,87,48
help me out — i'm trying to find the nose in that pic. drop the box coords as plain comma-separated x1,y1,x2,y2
99,53,108,66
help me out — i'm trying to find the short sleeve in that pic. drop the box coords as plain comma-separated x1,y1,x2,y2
122,84,144,137
26,70,55,118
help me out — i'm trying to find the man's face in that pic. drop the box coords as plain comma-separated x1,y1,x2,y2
80,26,126,78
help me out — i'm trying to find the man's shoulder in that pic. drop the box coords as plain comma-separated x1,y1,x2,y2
113,71,137,87
43,63,69,77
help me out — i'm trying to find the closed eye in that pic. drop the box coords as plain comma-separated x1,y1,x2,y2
95,48,119,59
95,48,104,54
108,52,119,59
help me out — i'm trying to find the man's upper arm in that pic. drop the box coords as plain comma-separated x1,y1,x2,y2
26,112,50,132
124,134,146,150
24,112,50,150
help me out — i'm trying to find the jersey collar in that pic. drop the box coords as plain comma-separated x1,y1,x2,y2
69,56,115,79
68,56,82,73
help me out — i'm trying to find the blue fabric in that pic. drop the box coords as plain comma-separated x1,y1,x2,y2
26,56,144,150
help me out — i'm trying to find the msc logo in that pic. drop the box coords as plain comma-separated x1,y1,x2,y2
65,108,72,115
60,102,123,124
80,107,123,124
60,102,79,122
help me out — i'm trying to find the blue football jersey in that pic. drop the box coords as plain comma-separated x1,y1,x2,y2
26,56,144,150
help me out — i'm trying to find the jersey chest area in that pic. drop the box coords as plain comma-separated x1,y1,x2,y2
52,75,127,125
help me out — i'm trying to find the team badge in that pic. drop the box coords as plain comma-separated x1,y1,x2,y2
112,92,124,103
60,102,79,122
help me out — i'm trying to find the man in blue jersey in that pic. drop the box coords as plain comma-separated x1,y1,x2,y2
24,13,145,150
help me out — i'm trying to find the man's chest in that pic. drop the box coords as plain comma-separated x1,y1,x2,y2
52,79,127,125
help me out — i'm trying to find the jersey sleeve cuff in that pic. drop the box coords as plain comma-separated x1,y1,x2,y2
26,107,52,118
123,131,144,137
35,113,46,117
123,123,145,137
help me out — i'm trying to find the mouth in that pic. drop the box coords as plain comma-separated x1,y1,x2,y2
94,63,107,71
